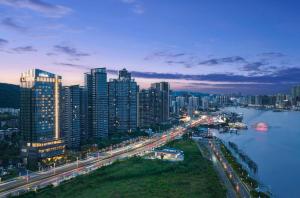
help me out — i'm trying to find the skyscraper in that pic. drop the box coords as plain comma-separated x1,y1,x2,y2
108,69,138,134
187,96,199,115
20,69,65,167
175,96,186,114
138,89,149,128
275,94,288,108
151,82,170,123
61,85,80,149
139,82,170,128
138,88,160,128
291,85,300,105
85,68,108,139
201,96,209,110
216,95,230,106
291,85,300,98
79,86,88,143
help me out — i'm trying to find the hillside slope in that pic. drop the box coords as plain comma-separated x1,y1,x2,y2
0,83,20,108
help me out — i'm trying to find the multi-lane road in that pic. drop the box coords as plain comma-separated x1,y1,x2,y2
208,139,251,198
0,119,203,197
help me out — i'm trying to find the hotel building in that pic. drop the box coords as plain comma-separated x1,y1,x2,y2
20,69,65,167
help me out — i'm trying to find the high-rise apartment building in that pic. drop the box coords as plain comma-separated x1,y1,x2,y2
138,88,160,128
175,96,186,114
108,69,138,134
187,96,199,115
291,85,300,105
201,96,209,110
291,85,300,98
254,95,275,107
61,85,80,149
79,86,88,143
85,68,108,139
139,82,170,128
151,82,170,123
216,95,230,106
275,94,288,108
20,69,65,166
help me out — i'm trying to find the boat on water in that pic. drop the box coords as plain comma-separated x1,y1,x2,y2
229,128,238,133
228,122,248,129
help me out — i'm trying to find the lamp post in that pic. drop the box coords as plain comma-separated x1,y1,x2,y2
76,157,79,169
53,163,56,175
26,170,29,183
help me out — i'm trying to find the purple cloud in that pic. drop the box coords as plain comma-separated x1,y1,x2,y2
13,46,37,53
0,38,8,46
53,45,90,57
0,0,72,17
198,56,246,65
1,17,27,31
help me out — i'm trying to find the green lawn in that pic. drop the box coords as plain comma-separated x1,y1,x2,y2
20,139,226,198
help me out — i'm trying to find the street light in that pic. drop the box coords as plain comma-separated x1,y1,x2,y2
76,157,79,169
53,163,56,175
26,169,29,183
236,184,240,192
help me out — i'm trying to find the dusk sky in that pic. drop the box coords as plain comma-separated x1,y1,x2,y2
0,0,300,94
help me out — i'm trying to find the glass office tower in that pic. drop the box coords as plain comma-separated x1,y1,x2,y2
85,68,109,139
20,69,65,167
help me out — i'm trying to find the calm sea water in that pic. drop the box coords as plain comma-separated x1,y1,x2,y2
216,107,300,198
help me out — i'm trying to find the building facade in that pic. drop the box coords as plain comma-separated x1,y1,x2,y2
138,88,160,128
85,68,109,139
175,96,185,115
151,82,170,123
187,96,199,115
216,95,230,106
61,85,80,149
79,86,88,143
291,85,300,105
139,82,170,128
201,96,209,110
108,69,138,134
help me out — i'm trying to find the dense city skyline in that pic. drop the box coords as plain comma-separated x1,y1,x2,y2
1,1,300,197
1,0,300,94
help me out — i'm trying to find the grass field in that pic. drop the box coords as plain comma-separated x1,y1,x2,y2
20,138,226,198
